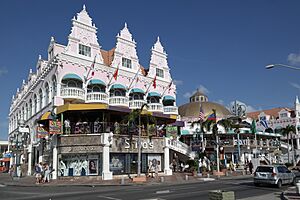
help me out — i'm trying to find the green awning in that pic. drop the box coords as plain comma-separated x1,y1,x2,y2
163,95,175,101
130,88,144,94
110,84,126,90
88,79,106,86
148,92,161,97
181,130,190,135
62,73,82,81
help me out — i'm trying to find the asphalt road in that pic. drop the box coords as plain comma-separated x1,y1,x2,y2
0,177,284,200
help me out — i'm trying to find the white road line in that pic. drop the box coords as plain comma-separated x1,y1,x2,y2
97,195,122,200
155,190,170,194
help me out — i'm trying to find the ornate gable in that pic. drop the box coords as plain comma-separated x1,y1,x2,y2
111,23,140,72
148,37,171,81
65,5,103,63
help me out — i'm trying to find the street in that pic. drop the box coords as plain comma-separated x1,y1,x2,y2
0,177,284,200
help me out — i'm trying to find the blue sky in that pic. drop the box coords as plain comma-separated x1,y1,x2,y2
1,0,300,140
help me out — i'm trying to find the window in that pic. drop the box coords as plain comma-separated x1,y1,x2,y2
280,113,287,118
79,44,91,57
156,68,164,78
122,57,132,69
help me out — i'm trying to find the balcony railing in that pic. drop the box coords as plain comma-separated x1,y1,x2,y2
61,87,85,100
129,99,147,109
163,106,178,115
148,103,163,112
86,92,108,104
109,96,129,107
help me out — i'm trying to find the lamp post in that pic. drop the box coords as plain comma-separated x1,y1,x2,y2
266,64,300,70
138,103,148,177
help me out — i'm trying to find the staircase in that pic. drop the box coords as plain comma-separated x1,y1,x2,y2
165,138,196,159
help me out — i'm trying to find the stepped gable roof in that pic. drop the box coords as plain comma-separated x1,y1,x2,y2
247,107,292,120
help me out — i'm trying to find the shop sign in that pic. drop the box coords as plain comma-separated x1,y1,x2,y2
233,139,249,146
124,138,153,149
36,126,48,138
166,126,177,138
49,120,62,134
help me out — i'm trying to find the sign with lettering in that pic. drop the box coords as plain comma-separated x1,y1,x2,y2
49,120,62,134
166,126,177,138
36,126,48,138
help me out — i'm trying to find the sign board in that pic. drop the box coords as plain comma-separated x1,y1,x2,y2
18,127,29,133
166,126,177,138
36,126,48,138
49,120,62,134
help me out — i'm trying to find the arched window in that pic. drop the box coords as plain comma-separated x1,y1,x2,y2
29,99,32,117
39,89,43,110
33,94,37,114
25,103,28,120
52,76,57,97
45,82,49,104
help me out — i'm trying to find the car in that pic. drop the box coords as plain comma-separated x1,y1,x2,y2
253,165,296,188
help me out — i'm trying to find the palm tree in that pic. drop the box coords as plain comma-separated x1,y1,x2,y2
282,125,296,164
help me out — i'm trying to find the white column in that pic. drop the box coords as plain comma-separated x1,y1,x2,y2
27,144,32,176
296,120,300,150
164,147,172,175
102,132,112,180
52,146,58,179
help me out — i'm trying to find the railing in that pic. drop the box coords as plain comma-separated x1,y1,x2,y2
163,106,178,115
61,87,85,100
148,103,163,112
129,100,147,109
86,92,108,104
165,138,196,159
109,96,129,107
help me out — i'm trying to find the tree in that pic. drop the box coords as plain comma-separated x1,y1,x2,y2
282,125,296,164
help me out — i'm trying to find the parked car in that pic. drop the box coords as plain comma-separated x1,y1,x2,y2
253,165,296,188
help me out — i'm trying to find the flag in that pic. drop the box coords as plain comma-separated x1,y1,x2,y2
85,55,96,81
206,112,216,121
251,120,257,134
259,116,268,129
199,104,205,121
90,56,96,77
113,67,119,80
152,76,157,89
168,81,173,92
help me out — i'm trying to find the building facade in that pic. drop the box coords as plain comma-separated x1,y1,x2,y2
8,5,191,180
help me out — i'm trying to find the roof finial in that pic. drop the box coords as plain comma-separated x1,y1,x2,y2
124,22,127,28
50,36,55,42
157,36,160,42
29,68,33,74
296,96,299,104
83,4,86,11
38,54,42,60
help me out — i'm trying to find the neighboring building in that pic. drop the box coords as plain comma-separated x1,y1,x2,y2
0,141,8,156
8,5,192,180
179,90,280,165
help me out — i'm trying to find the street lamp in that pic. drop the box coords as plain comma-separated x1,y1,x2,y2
265,64,300,70
137,103,149,177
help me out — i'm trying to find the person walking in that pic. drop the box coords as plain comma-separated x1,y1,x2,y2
248,160,254,174
34,163,42,184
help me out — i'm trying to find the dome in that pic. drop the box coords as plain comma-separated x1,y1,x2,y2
179,101,231,119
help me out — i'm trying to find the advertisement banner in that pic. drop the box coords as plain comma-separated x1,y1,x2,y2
49,120,62,134
36,126,48,138
166,126,177,138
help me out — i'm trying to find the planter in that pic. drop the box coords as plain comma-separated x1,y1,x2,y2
208,190,235,200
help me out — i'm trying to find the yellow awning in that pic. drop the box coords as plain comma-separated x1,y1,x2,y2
40,111,52,120
56,103,108,114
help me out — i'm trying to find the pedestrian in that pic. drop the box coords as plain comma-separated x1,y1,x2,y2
34,163,42,184
43,163,51,183
172,159,177,172
9,165,14,180
248,160,253,174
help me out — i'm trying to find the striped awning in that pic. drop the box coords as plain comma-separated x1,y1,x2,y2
88,79,106,86
130,88,144,94
40,111,53,121
148,92,161,97
110,84,126,90
62,73,82,81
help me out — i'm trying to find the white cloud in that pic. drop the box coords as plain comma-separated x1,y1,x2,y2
0,68,8,76
215,99,224,105
173,79,183,86
290,82,300,90
183,84,210,99
288,53,300,66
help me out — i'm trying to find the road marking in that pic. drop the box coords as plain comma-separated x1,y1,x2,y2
156,190,170,194
0,184,6,187
97,195,122,200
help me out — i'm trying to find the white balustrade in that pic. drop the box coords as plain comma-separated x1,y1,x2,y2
129,100,147,109
86,92,108,104
109,96,128,107
61,87,85,100
148,103,163,112
165,138,195,159
163,106,178,115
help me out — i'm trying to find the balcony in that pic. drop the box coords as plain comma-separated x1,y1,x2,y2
163,106,178,115
148,103,163,112
129,100,147,109
61,87,85,101
109,96,129,107
86,92,108,104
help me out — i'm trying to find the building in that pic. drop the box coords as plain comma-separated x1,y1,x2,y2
8,5,192,180
178,90,281,166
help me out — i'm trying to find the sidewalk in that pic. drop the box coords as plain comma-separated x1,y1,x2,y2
0,171,252,187
283,186,300,200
